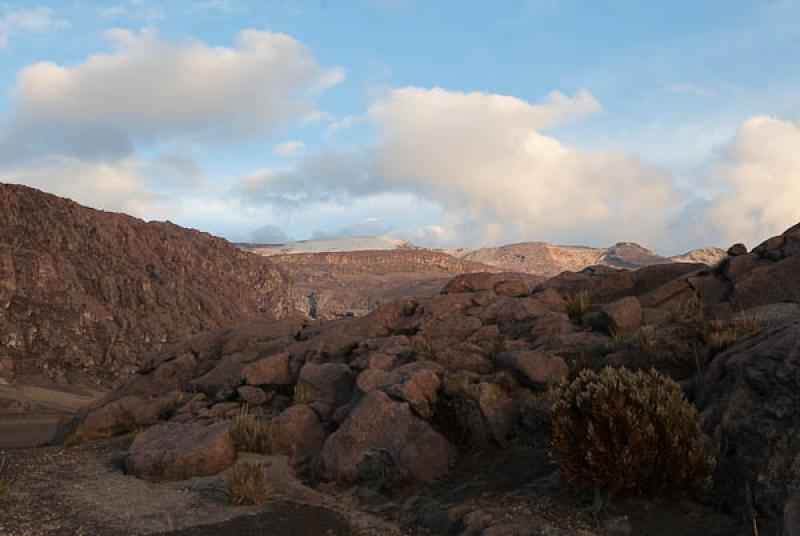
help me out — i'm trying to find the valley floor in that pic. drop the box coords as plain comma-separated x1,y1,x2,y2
0,436,765,536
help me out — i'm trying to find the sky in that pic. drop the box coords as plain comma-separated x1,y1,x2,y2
1,0,799,254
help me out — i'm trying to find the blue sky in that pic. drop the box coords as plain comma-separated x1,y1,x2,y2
1,1,799,253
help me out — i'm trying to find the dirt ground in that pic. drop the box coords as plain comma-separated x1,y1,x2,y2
0,437,772,536
0,383,105,449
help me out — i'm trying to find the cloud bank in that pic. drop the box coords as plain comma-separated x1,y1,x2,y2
6,28,343,157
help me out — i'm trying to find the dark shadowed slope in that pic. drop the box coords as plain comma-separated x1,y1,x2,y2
0,183,290,387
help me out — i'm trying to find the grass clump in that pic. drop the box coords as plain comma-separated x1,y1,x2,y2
565,290,590,323
551,367,714,500
292,384,314,405
0,456,10,499
226,462,270,505
229,407,274,454
62,428,114,447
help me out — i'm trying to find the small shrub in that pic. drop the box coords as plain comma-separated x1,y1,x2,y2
229,407,274,454
226,462,269,505
550,367,714,498
565,290,590,323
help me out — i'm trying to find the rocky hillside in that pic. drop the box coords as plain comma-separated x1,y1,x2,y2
0,184,290,387
54,222,800,534
239,236,416,255
447,241,725,277
263,250,537,320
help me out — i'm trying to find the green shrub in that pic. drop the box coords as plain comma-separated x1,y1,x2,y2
550,367,714,498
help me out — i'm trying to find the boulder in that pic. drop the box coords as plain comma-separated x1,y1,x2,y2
729,256,800,309
593,296,643,335
384,362,441,419
271,404,327,470
493,280,530,298
241,352,292,386
496,351,568,390
189,354,247,400
297,362,355,407
727,243,747,257
699,318,800,517
53,395,158,443
123,421,236,481
152,352,197,389
442,272,506,294
321,391,455,486
237,385,268,407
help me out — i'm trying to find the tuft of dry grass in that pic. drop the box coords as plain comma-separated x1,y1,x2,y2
229,407,274,454
706,313,762,352
0,456,11,499
292,383,314,405
63,428,114,447
565,290,590,323
226,462,270,505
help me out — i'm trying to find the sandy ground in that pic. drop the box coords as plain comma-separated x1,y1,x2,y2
0,383,105,449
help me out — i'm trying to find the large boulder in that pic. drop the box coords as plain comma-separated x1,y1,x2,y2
297,362,355,407
592,296,643,335
270,404,327,470
241,352,292,386
496,351,568,390
52,395,160,444
699,318,800,518
123,421,237,481
442,272,506,294
321,391,455,486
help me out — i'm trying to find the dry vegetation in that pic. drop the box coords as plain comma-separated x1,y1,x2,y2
229,407,274,454
565,290,590,323
551,367,714,500
0,456,10,499
225,462,270,505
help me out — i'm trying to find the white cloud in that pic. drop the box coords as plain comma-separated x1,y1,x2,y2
274,140,305,156
0,156,163,218
701,116,800,247
367,87,678,247
7,28,343,157
0,6,63,48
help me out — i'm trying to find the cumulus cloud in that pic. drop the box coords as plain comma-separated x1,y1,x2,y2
237,87,681,247
0,6,62,48
6,28,343,157
0,156,163,218
700,116,800,247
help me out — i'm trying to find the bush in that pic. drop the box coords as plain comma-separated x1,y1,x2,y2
550,367,714,498
229,408,274,454
226,462,269,505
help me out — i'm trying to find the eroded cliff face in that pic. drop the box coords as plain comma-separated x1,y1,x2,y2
0,184,290,386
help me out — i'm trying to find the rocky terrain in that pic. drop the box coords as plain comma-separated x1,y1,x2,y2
266,250,538,320
447,242,726,277
0,183,290,389
7,222,797,535
239,236,417,255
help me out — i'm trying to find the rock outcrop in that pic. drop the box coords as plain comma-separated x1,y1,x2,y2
0,183,290,386
53,221,800,528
